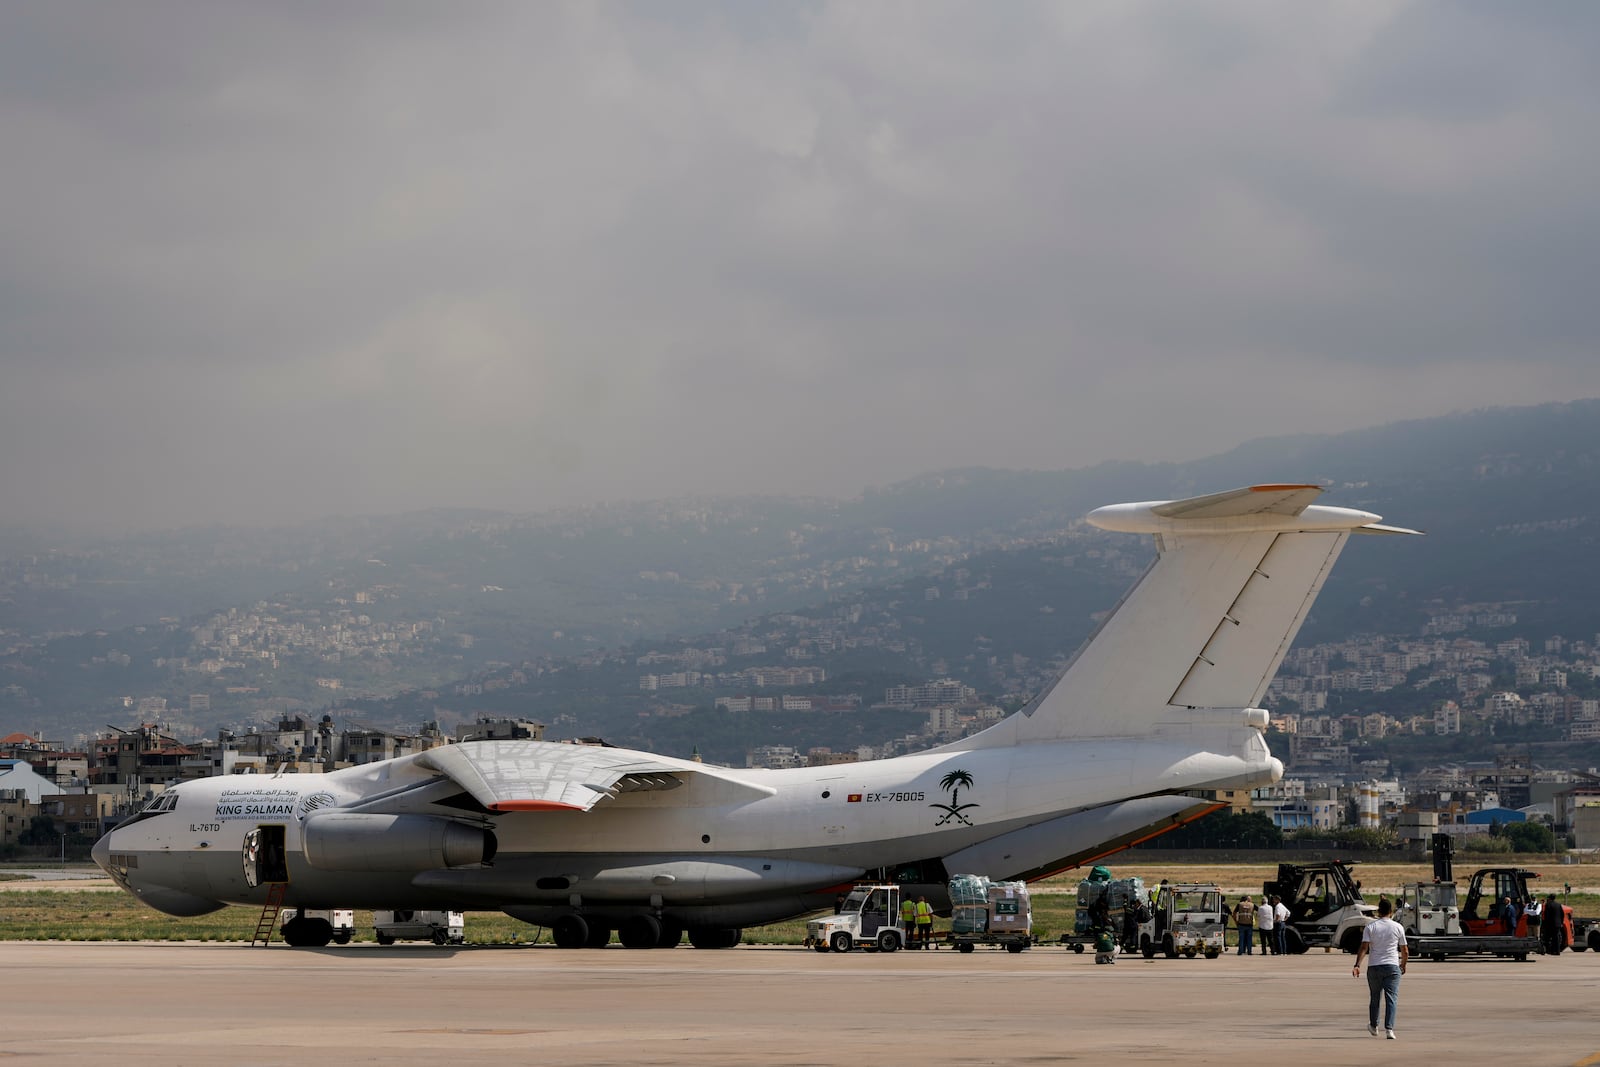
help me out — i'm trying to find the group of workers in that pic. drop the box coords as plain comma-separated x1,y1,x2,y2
1230,891,1292,954
1493,891,1570,953
899,894,936,947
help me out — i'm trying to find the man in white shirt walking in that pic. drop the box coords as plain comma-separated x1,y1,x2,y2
1353,897,1409,1039
1272,895,1290,955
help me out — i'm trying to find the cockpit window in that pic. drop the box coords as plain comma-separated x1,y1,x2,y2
136,792,182,813
118,791,181,827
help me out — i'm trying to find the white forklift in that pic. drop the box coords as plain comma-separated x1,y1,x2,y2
807,884,910,953
1138,883,1226,959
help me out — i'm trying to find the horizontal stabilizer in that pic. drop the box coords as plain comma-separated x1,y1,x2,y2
1151,484,1323,519
1357,522,1424,536
1088,484,1387,535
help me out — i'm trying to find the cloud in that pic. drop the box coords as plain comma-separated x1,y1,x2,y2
3,1,1599,530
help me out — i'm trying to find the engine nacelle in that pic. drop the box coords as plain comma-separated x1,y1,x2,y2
302,813,495,872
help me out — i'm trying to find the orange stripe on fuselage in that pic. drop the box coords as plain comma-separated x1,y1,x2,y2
1025,801,1228,883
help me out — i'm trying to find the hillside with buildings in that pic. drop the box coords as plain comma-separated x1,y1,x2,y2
8,400,1600,855
4,399,1600,823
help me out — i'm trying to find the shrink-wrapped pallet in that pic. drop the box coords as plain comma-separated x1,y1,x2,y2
949,873,991,934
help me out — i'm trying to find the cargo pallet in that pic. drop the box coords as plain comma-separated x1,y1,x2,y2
946,931,1033,954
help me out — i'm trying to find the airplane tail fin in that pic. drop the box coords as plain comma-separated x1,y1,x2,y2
953,484,1419,749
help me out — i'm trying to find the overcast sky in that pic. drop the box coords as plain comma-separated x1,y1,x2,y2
4,2,1598,532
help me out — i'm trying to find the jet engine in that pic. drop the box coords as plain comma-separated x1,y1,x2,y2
302,813,495,873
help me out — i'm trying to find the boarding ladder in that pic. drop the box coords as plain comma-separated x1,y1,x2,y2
252,882,287,946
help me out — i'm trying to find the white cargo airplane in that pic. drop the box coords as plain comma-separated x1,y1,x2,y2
93,484,1416,948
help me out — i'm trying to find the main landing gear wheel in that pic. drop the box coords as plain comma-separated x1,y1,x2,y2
656,919,684,949
280,917,334,948
619,915,662,950
551,914,589,949
688,926,742,949
584,923,613,949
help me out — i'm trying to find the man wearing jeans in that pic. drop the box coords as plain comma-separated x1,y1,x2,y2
1353,897,1409,1039
1234,896,1255,955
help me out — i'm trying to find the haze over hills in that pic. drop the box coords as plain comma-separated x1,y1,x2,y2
3,399,1599,747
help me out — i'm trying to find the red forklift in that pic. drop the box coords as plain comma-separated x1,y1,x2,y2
1442,834,1574,954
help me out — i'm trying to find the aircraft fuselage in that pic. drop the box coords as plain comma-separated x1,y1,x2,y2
94,726,1274,927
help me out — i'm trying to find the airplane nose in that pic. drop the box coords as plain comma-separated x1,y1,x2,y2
91,831,111,873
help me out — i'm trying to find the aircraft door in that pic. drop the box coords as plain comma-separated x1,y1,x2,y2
242,826,289,888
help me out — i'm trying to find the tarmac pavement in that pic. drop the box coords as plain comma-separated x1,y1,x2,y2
6,940,1597,1066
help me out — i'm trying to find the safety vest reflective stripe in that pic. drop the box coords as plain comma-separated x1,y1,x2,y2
901,903,916,921
916,902,933,922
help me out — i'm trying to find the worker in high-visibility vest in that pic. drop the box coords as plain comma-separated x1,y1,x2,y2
900,894,917,937
915,896,934,949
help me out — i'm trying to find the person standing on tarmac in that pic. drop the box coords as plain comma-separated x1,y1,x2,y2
901,894,917,945
1126,895,1152,953
1273,895,1290,955
1492,894,1520,936
1541,893,1563,954
1152,880,1170,943
1353,896,1408,1039
915,895,934,949
1256,891,1275,954
1234,896,1256,955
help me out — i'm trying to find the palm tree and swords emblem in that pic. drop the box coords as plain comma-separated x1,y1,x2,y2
931,769,979,826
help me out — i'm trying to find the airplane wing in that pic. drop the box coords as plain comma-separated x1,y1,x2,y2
414,740,775,813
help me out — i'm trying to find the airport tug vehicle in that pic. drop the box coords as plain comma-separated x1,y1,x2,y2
807,885,909,953
1138,883,1225,959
